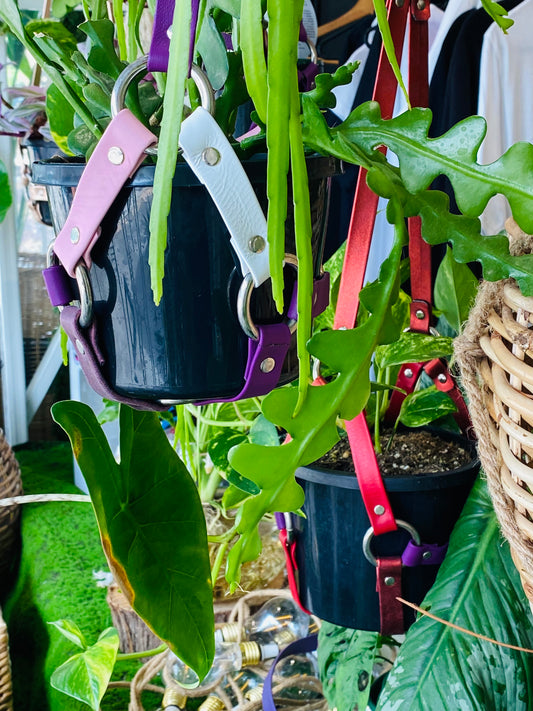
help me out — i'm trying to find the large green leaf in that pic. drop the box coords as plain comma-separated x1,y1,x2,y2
46,84,76,154
0,162,12,223
374,332,454,370
434,246,479,334
318,623,381,711
376,478,533,710
51,401,215,680
50,627,119,710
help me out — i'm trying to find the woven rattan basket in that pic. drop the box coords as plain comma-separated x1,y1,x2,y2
0,431,22,583
0,607,13,711
455,218,533,602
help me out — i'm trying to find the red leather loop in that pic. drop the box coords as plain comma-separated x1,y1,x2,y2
385,361,425,424
279,529,312,615
424,359,473,434
376,557,405,635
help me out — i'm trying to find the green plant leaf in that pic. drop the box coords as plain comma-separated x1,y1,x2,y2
50,627,119,710
25,18,78,51
377,477,533,710
318,622,381,711
78,19,124,78
0,161,12,223
225,214,408,586
373,0,410,109
434,246,479,333
212,0,240,16
398,387,457,429
197,12,229,90
480,0,514,31
46,83,76,154
249,415,280,446
51,401,215,680
208,431,248,475
226,470,260,496
374,332,454,370
48,619,88,650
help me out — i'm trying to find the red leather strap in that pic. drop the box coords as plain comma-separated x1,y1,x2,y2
385,361,425,424
279,529,312,615
377,557,405,635
424,359,473,435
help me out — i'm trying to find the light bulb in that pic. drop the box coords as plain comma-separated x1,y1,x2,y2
274,653,322,701
243,596,310,647
160,688,187,710
170,640,278,690
198,669,263,711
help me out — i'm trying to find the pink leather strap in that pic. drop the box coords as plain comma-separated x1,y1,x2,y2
53,110,157,277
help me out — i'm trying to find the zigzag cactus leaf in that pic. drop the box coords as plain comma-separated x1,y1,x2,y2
225,218,407,585
333,102,533,232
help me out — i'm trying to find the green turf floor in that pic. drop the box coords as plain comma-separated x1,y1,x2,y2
2,442,161,711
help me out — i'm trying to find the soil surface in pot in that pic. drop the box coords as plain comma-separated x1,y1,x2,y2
316,429,473,476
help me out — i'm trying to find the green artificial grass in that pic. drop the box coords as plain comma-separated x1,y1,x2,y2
3,442,161,711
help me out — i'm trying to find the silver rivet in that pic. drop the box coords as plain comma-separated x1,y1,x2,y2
249,235,266,254
166,27,172,39
75,338,85,355
374,505,385,516
202,147,221,166
70,227,80,244
395,0,404,6
260,357,276,373
108,146,124,165
422,551,432,560
417,0,426,9
415,309,425,320
437,373,447,383
384,576,396,586
404,368,413,378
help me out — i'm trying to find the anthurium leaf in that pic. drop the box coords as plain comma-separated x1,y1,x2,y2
374,333,454,370
0,162,12,223
301,96,533,295
434,246,479,333
398,387,457,429
48,619,88,650
226,218,407,586
318,622,381,711
50,627,119,710
51,401,215,680
377,477,533,711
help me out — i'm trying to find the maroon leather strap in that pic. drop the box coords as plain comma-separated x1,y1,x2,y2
424,359,473,435
376,557,405,635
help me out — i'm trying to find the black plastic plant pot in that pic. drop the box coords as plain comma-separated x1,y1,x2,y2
293,431,479,631
32,154,337,403
20,136,65,226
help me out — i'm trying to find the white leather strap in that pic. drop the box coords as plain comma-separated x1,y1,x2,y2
179,107,270,287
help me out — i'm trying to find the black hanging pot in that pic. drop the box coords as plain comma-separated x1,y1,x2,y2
32,59,338,406
19,134,65,226
291,429,479,631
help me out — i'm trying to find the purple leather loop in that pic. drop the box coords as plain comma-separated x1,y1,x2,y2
60,306,166,412
401,540,448,567
147,0,200,74
42,264,74,307
262,634,319,711
197,322,292,405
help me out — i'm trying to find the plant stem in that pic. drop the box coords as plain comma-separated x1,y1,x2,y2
116,642,168,662
211,541,229,586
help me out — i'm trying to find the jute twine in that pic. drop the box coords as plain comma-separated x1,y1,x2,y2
128,589,326,711
0,607,13,711
454,217,533,601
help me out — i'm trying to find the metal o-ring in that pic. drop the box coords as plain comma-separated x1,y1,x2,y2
237,254,298,341
75,264,93,329
362,520,421,567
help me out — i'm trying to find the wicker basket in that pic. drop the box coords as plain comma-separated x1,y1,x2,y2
455,219,533,602
0,432,22,583
0,608,13,711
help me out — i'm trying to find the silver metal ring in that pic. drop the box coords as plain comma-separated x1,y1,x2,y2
75,264,93,328
110,56,215,157
306,40,318,64
362,520,421,567
237,254,298,340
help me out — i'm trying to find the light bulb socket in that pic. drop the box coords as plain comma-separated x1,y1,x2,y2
198,696,225,711
218,622,240,644
245,686,264,702
276,628,296,647
240,641,261,666
162,688,187,708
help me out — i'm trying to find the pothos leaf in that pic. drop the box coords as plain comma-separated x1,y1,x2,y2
48,619,88,650
434,246,479,333
374,332,454,370
377,477,533,711
51,401,214,680
226,215,408,586
398,387,457,429
50,627,119,710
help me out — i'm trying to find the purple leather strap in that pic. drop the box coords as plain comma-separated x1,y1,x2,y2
147,0,200,74
60,306,166,411
197,322,292,405
262,634,318,711
401,540,448,567
42,264,73,307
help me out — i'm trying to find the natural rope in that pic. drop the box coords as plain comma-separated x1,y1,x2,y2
454,219,533,596
128,651,168,711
